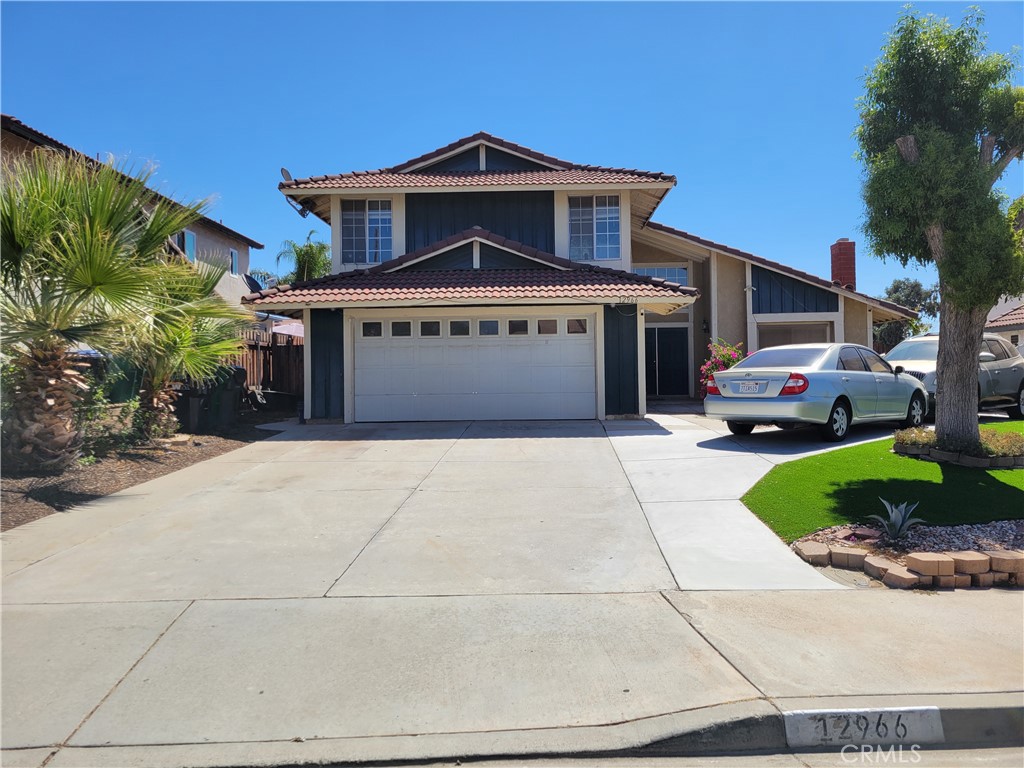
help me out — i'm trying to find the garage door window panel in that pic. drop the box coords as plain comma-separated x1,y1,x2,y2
361,321,383,338
449,320,471,337
567,318,588,334
537,319,558,335
479,320,500,336
508,320,529,336
419,321,441,337
391,321,412,337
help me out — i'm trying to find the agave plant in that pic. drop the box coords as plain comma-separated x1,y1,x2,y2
867,498,926,540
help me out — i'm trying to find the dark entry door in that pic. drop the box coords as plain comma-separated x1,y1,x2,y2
645,327,689,397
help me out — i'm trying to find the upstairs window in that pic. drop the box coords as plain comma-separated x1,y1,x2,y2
229,249,239,275
634,266,687,285
342,200,392,264
569,195,619,261
177,230,197,262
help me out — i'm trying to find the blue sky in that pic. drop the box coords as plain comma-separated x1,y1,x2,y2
2,1,1022,303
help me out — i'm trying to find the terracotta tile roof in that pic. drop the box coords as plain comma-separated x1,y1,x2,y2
243,228,698,308
986,302,1024,330
2,114,264,250
645,221,917,320
389,131,574,172
280,168,674,191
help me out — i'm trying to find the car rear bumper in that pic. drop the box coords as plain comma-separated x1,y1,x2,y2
703,395,834,425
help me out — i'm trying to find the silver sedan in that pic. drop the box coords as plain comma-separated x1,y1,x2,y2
703,343,929,441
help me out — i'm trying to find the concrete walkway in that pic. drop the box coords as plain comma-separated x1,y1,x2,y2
2,418,1021,767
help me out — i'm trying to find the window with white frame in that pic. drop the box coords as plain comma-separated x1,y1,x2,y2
634,266,687,285
569,195,619,261
229,249,238,275
341,200,392,264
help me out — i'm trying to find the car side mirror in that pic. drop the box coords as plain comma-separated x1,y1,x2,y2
894,365,905,375
979,352,996,363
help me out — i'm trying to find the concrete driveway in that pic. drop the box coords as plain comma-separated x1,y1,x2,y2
2,416,836,603
4,417,1021,767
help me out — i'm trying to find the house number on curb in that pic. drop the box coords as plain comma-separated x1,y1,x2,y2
783,707,945,748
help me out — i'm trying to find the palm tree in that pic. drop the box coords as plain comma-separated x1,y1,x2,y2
1,150,205,473
275,230,331,283
129,262,252,438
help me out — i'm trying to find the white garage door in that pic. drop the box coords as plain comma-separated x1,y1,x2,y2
353,314,597,421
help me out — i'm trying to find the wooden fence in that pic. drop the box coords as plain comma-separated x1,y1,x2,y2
236,329,304,395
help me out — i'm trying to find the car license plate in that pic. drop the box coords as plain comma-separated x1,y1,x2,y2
739,382,760,393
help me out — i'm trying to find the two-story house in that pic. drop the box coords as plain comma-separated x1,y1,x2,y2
1,114,264,304
244,133,914,422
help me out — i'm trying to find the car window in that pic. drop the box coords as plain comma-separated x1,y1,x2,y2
885,339,938,361
734,348,826,368
837,347,868,371
859,349,893,374
983,339,1009,361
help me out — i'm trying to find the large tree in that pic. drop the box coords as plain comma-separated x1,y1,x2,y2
1,151,203,472
874,278,940,350
857,7,1024,446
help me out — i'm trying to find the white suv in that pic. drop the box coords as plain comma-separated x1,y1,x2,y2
884,333,1024,419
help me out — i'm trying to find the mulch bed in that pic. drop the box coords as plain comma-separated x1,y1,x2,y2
1,413,289,532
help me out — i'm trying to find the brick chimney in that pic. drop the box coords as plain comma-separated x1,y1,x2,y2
830,238,856,290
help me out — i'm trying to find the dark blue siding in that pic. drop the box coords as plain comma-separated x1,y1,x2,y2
404,243,474,270
405,191,555,252
751,265,839,314
310,309,344,419
479,243,546,269
484,147,550,171
604,306,639,415
419,147,480,172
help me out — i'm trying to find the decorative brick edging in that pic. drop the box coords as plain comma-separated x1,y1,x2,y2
794,542,1024,590
893,443,1024,469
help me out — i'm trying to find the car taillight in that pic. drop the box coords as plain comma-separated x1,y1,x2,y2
779,374,809,395
706,375,721,396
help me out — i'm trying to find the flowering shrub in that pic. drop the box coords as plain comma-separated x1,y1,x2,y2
699,339,745,398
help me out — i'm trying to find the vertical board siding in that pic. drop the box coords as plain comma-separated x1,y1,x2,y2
604,306,639,415
479,243,545,269
483,147,550,171
405,191,555,253
418,147,481,172
403,243,474,270
310,309,344,419
751,265,839,314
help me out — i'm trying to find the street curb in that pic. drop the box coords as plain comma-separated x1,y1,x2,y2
16,695,1021,768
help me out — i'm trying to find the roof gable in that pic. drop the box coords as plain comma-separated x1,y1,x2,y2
389,132,571,173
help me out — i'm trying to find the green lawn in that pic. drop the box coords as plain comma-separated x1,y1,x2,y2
741,421,1024,542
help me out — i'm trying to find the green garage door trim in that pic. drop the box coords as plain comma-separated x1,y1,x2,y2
310,308,345,419
603,306,639,416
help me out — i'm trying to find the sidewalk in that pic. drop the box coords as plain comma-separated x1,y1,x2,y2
2,419,1022,767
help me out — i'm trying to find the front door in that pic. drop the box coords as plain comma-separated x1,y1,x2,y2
645,327,689,397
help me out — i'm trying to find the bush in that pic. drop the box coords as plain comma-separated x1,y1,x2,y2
699,338,745,398
894,426,1024,458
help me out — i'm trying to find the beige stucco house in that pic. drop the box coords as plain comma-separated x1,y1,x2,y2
1,114,263,304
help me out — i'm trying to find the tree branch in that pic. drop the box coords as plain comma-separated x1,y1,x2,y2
980,135,996,167
925,223,946,265
896,135,920,164
990,145,1022,185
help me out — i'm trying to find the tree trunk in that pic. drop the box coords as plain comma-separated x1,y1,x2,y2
934,292,987,448
1,348,87,474
136,384,180,440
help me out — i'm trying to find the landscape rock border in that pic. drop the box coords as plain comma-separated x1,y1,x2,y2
893,443,1024,469
794,542,1024,590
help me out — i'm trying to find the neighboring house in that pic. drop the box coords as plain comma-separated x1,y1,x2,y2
987,301,1024,353
245,132,915,422
1,114,264,304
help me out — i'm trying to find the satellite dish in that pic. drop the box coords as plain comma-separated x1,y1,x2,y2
266,277,278,288
280,168,293,182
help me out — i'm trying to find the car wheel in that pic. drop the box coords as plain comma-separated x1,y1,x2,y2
820,400,850,442
727,421,755,436
1008,385,1024,420
902,393,926,428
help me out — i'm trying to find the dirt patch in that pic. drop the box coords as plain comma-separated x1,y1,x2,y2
1,414,290,532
